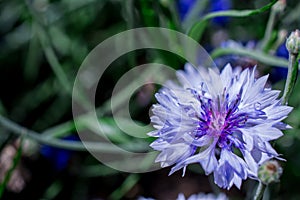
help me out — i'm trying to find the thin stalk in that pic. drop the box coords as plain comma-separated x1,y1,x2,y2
24,2,91,110
0,115,148,152
261,8,276,52
24,24,41,82
210,47,288,67
282,53,299,104
188,0,277,42
254,182,266,200
34,23,72,94
23,1,71,94
40,63,159,140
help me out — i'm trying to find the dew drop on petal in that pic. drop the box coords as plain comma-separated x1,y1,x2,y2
254,102,261,110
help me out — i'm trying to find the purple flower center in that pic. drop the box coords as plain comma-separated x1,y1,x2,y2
195,92,247,150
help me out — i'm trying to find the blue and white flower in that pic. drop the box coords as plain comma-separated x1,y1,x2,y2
177,192,228,200
138,192,227,200
149,63,292,189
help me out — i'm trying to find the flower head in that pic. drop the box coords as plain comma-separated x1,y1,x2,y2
177,192,228,200
138,192,227,200
149,64,292,190
41,135,79,171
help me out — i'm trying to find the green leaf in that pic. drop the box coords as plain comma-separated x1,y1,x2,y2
188,0,277,41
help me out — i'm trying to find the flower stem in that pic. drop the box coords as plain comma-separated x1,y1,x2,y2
262,0,286,52
261,8,276,52
254,182,266,200
282,53,299,105
210,47,288,67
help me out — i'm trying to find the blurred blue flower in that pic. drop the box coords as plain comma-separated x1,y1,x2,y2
214,40,257,68
214,40,290,83
277,42,289,58
139,192,228,200
177,0,197,20
177,0,231,26
177,192,228,200
210,0,232,26
149,64,292,189
41,135,78,171
270,43,289,82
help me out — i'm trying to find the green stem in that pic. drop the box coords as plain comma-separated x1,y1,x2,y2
210,47,288,67
35,23,72,94
254,182,266,200
261,7,276,52
0,115,148,152
40,63,159,140
282,53,299,104
23,1,71,94
25,2,91,110
188,0,277,41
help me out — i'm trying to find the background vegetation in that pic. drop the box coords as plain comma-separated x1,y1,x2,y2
0,0,300,199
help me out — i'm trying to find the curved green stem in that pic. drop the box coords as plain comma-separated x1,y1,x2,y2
188,0,277,41
210,47,288,67
0,115,148,152
261,6,276,52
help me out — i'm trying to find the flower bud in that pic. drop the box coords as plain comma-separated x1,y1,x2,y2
278,29,288,42
258,160,283,185
286,29,300,55
272,0,286,13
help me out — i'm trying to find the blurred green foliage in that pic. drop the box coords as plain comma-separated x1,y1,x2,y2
0,0,300,199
